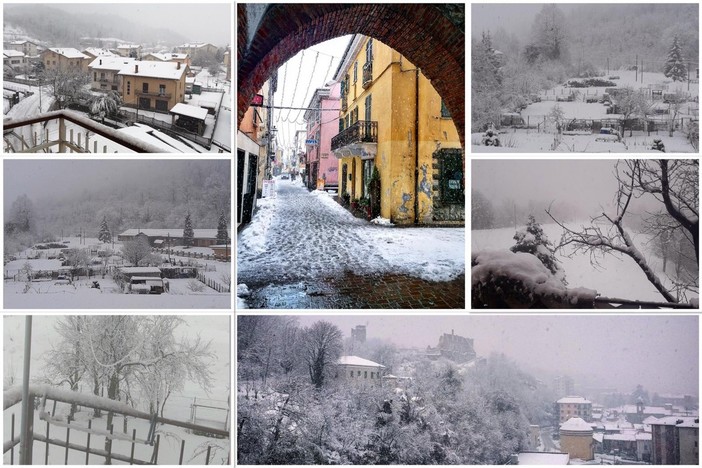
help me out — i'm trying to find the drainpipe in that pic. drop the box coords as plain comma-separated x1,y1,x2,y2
413,68,420,224
19,316,33,465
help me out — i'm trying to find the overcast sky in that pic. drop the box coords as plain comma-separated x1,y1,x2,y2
471,3,578,40
471,159,666,218
295,314,699,395
3,160,207,211
42,3,231,46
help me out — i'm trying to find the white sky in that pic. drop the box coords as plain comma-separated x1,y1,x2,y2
10,3,231,46
272,35,351,160
295,314,699,396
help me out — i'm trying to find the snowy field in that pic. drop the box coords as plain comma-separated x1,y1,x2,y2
237,179,465,285
3,315,230,465
472,223,697,303
4,237,231,309
472,70,698,153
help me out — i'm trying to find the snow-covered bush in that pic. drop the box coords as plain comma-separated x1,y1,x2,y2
187,279,206,292
510,215,566,284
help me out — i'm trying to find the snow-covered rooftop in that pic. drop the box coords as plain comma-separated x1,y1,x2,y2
560,417,593,432
88,56,135,71
620,404,670,415
83,48,117,58
146,52,188,61
337,356,385,368
517,452,570,465
170,103,208,120
118,60,186,80
178,42,214,49
46,48,88,59
119,267,162,274
558,396,592,404
649,416,699,428
3,50,25,58
119,228,223,238
117,44,141,49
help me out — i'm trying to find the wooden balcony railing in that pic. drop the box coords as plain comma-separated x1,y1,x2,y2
3,110,165,153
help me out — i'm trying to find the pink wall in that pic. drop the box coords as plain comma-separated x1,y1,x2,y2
306,82,340,188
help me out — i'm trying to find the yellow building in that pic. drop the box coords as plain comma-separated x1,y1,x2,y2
331,35,463,225
88,56,135,92
41,48,90,73
559,417,595,461
143,52,192,69
118,61,187,112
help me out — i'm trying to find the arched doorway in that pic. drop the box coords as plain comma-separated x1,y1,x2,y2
237,3,465,146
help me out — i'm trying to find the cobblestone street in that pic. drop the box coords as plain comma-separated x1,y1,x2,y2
237,179,465,309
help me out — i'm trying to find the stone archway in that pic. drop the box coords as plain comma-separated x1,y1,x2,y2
237,3,465,146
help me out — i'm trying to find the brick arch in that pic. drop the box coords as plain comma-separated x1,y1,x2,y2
238,3,465,146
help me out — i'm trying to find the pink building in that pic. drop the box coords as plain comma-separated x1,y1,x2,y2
303,83,340,190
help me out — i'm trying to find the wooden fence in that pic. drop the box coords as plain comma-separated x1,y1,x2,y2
196,272,229,293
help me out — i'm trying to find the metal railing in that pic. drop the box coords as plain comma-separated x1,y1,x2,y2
331,120,378,151
3,110,166,153
136,90,172,99
362,61,373,88
4,385,229,465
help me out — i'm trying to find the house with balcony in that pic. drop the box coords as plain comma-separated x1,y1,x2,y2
3,50,27,74
88,56,135,93
303,84,341,190
118,60,187,113
6,40,39,57
41,48,90,73
331,35,463,225
115,44,142,58
176,42,218,60
143,52,191,69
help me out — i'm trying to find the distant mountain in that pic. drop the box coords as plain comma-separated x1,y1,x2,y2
3,4,187,49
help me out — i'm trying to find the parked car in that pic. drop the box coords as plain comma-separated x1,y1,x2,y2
54,275,71,285
280,173,290,180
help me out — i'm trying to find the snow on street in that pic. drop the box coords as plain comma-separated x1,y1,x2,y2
237,178,465,308
238,179,465,284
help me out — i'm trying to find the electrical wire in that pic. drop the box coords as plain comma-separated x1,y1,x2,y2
275,61,288,123
282,50,305,122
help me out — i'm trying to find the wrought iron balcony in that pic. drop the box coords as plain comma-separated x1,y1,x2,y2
331,120,378,151
3,110,165,153
136,90,172,99
362,61,373,88
341,98,347,113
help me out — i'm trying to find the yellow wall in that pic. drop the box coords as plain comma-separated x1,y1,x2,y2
560,434,594,461
42,51,89,73
337,37,461,224
121,73,186,111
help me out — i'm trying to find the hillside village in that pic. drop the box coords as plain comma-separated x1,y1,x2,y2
3,6,231,153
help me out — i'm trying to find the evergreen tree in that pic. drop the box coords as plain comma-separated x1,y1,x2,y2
510,215,566,283
183,213,194,247
98,216,111,243
664,36,687,82
216,211,229,244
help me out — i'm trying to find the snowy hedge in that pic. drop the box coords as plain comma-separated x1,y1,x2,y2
472,250,597,309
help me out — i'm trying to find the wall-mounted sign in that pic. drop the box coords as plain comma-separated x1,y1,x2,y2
305,139,318,145
251,94,264,107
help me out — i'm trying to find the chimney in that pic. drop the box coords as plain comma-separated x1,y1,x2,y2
177,61,181,70
135,64,139,73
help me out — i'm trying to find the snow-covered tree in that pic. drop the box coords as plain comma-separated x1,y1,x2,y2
216,211,229,244
300,321,343,388
8,194,34,233
511,215,566,284
41,67,90,110
472,189,495,229
98,216,111,243
89,91,122,124
121,236,151,266
547,159,698,303
664,36,687,82
183,212,194,247
547,104,566,133
528,4,569,62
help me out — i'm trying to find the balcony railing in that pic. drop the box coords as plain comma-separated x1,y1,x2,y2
331,120,378,151
341,98,347,113
3,110,166,153
4,384,229,465
362,61,373,88
136,90,172,99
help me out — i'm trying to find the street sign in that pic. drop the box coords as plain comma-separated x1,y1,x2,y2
251,94,264,107
305,139,318,145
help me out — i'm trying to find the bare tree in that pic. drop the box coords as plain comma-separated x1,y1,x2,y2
666,91,688,137
121,237,152,266
41,67,90,110
547,159,698,302
300,321,343,389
